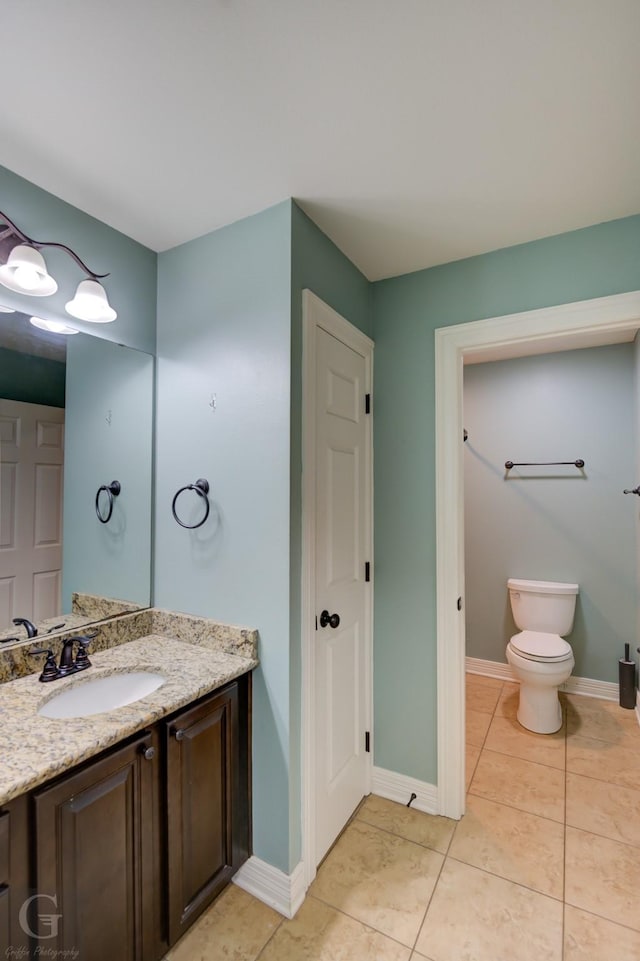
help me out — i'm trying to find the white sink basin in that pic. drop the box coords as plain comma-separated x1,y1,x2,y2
38,671,166,719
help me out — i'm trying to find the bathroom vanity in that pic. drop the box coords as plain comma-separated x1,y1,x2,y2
0,613,257,960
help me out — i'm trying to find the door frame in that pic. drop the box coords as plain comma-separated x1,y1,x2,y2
301,289,374,888
435,289,640,819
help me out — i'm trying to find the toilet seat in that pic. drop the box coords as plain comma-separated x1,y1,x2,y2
509,630,572,662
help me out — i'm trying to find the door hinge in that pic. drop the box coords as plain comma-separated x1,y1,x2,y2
365,561,370,582
365,393,371,414
365,731,370,753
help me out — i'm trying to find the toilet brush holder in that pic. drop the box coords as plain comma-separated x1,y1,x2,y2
618,643,636,710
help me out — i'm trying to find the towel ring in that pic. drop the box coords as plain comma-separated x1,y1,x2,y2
172,478,210,529
95,480,121,524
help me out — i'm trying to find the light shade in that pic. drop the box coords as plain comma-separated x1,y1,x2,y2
0,244,58,296
65,279,117,323
30,317,79,336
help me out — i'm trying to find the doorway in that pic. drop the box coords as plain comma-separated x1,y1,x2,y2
301,290,374,886
434,289,640,819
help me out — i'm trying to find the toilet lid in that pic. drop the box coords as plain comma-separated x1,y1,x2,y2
510,631,572,660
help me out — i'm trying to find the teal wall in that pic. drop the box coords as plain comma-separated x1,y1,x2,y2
0,348,65,407
63,335,154,611
6,156,640,861
289,202,371,863
153,201,370,873
464,345,636,682
0,164,156,352
372,214,640,785
155,201,293,872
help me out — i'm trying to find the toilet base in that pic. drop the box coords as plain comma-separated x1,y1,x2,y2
517,683,563,734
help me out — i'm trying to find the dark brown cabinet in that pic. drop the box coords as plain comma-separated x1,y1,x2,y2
0,794,30,956
166,676,251,944
8,673,251,961
33,728,164,961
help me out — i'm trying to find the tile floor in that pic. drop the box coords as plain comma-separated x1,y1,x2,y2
165,674,640,961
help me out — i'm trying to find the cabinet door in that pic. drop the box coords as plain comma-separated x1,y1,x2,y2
0,795,30,955
33,730,164,961
0,809,9,959
166,678,249,944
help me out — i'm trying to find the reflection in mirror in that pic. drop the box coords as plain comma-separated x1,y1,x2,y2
0,309,153,648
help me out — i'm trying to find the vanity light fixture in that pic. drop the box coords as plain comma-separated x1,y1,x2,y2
0,209,116,322
30,317,79,336
65,278,116,323
0,244,58,295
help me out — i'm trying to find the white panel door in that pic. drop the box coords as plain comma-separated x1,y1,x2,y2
314,325,369,864
0,400,64,626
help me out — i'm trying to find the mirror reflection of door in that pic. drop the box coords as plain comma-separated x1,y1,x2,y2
0,310,66,633
0,307,154,640
0,399,64,624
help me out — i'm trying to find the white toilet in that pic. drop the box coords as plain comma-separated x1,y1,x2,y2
505,578,579,734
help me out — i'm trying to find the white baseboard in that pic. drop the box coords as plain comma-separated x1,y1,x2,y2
466,657,513,681
233,857,306,919
466,656,618,701
372,765,439,815
560,674,618,701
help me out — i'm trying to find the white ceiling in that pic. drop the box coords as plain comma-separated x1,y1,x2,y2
2,0,639,281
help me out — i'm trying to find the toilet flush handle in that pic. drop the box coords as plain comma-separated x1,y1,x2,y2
623,486,640,496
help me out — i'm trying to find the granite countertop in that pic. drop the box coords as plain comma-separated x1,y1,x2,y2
0,611,95,644
0,634,257,807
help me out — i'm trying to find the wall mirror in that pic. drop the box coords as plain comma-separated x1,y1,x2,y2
0,308,153,649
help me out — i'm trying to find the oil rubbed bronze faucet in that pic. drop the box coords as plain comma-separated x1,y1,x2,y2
30,631,98,682
13,617,38,639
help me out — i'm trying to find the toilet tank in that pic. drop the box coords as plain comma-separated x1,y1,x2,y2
508,578,579,636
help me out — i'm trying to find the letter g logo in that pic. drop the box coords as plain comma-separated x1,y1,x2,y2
18,893,62,939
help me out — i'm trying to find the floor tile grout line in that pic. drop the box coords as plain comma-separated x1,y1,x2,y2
445,852,565,904
477,742,566,773
354,813,452,856
564,764,640,791
563,898,640,937
409,844,449,955
561,699,568,961
466,787,565,826
252,913,285,961
464,675,504,791
566,729,640,749
562,819,640,850
565,821,640,847
304,891,423,953
465,782,567,828
479,743,567,774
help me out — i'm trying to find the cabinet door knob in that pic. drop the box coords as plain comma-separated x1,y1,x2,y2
140,745,155,760
174,729,185,741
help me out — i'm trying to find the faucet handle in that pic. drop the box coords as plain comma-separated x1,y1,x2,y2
29,647,59,682
74,645,91,670
70,631,97,670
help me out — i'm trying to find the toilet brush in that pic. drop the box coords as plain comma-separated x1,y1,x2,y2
618,643,636,709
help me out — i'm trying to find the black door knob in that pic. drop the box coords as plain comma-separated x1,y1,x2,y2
320,610,341,629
